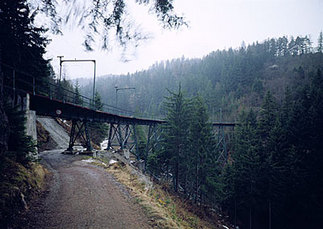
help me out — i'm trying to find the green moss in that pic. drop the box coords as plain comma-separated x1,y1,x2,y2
187,216,199,227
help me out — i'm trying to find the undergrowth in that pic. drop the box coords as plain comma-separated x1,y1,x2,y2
0,157,48,228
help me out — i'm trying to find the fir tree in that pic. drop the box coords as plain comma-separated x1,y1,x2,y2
5,103,36,164
94,91,104,110
225,109,261,228
161,85,190,192
74,81,83,105
188,96,216,203
0,0,48,161
317,31,323,53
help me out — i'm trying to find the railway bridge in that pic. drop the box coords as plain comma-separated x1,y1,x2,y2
1,62,235,166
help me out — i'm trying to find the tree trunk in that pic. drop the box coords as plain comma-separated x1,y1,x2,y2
249,206,252,229
0,44,9,156
234,198,237,227
196,159,200,204
174,158,178,192
269,200,272,229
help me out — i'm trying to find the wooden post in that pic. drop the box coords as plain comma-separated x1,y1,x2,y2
32,76,35,95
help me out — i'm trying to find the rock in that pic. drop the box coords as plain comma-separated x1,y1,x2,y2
109,159,118,165
20,193,28,210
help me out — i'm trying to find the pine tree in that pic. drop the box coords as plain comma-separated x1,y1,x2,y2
161,85,190,192
290,69,323,226
230,109,260,228
74,81,83,105
0,0,50,84
257,91,278,144
257,91,293,228
0,0,48,161
317,31,323,53
188,95,215,202
5,103,36,164
94,91,104,110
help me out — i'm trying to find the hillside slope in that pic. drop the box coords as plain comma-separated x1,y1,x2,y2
37,117,69,149
79,37,323,121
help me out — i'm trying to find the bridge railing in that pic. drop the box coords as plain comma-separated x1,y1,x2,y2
1,62,237,124
1,62,150,118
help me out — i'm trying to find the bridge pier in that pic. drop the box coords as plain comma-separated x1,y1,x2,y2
67,120,92,152
20,93,38,159
144,124,161,171
105,122,162,169
132,124,139,159
107,123,135,151
212,124,235,167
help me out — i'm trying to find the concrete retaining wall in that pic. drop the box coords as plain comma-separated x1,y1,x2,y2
24,93,38,159
25,110,37,142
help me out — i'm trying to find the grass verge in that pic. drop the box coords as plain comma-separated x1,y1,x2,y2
106,161,225,229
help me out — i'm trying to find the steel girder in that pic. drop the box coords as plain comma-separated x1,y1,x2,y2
67,120,92,152
213,124,235,166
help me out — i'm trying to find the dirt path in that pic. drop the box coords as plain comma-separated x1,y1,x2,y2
20,150,151,229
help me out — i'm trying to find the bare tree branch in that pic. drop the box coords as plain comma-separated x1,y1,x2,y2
29,0,187,51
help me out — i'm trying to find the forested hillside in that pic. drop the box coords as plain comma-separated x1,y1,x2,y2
78,34,323,229
80,35,323,121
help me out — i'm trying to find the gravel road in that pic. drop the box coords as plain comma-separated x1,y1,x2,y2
20,150,151,229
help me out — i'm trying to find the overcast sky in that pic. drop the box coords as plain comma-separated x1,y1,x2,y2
45,0,323,80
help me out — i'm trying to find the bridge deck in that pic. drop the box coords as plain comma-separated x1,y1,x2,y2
30,94,165,125
2,61,235,127
30,94,236,127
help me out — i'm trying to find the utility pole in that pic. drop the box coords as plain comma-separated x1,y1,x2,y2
57,57,96,108
115,86,135,107
57,56,64,82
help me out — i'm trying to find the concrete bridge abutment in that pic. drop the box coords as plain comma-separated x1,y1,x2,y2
23,93,38,159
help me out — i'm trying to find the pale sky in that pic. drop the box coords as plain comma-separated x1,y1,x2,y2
45,0,323,80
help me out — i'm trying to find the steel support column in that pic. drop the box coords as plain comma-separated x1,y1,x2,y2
216,125,227,165
107,123,134,150
107,123,114,150
84,121,92,151
67,120,92,152
132,124,139,159
213,124,235,167
144,124,161,171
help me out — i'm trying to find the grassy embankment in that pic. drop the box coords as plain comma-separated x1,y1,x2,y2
0,158,48,227
101,160,231,229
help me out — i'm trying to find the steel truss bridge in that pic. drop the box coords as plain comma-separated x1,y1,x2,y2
1,62,235,167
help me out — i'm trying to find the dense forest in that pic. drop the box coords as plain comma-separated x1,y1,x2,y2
0,0,186,227
0,0,53,226
80,34,323,120
79,35,323,229
1,0,322,227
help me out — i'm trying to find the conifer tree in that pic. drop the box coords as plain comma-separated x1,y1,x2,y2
5,103,36,164
0,0,48,162
257,91,285,228
74,81,83,105
283,69,323,227
161,85,190,192
94,91,104,110
317,31,323,53
232,110,260,227
188,96,216,202
257,91,278,142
